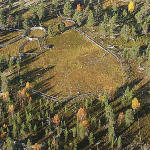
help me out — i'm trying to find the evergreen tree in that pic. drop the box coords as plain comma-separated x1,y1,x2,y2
84,5,90,16
108,125,115,148
0,8,6,26
63,1,73,18
12,120,18,138
88,132,94,145
58,21,66,33
123,9,127,18
1,73,8,93
99,22,109,37
109,14,117,36
103,12,108,25
37,2,45,22
146,44,150,57
8,57,14,73
73,9,83,26
87,11,96,27
120,25,130,42
23,18,29,30
15,14,22,28
52,0,59,9
48,24,55,37
5,137,14,150
27,139,32,150
130,25,136,39
142,21,148,35
20,0,24,9
121,86,133,105
117,136,122,149
129,46,140,59
125,109,134,127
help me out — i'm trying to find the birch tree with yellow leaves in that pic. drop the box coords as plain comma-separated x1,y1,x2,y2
128,1,135,13
132,97,140,110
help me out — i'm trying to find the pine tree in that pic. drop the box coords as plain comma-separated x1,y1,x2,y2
5,137,14,150
109,14,117,36
125,109,134,126
117,136,122,149
48,24,55,37
0,8,6,26
37,2,45,22
130,25,136,39
123,9,127,18
1,73,8,93
87,11,96,27
121,86,133,105
73,9,83,26
20,0,24,9
88,132,94,145
72,127,76,138
12,120,17,138
84,5,90,16
63,1,73,18
120,25,129,42
52,0,59,9
142,21,148,35
27,139,32,150
58,21,66,33
8,57,14,73
108,125,115,147
99,22,108,37
23,18,29,30
146,44,150,57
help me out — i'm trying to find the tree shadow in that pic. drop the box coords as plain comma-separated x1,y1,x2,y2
110,78,142,104
0,34,19,45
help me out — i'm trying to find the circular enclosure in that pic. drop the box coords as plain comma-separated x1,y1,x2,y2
24,27,47,41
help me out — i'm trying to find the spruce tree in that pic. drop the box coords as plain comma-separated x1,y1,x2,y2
48,24,55,37
87,11,96,27
63,1,73,18
88,132,94,145
1,73,8,93
58,21,66,33
142,21,148,35
117,136,122,149
37,2,45,22
20,0,24,9
108,125,115,147
73,9,83,26
52,0,59,9
125,109,134,127
0,8,6,26
23,18,29,30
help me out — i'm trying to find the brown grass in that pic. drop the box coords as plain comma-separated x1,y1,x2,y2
0,24,124,97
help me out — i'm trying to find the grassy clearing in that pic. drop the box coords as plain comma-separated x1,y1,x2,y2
0,29,124,97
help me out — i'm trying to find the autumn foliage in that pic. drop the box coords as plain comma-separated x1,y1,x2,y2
132,97,140,110
0,132,7,139
117,112,124,125
80,120,89,129
52,114,60,126
32,143,40,150
77,108,87,122
2,91,9,102
128,1,135,13
77,4,82,10
8,105,14,115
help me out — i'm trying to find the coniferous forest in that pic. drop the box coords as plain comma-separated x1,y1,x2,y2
0,0,150,149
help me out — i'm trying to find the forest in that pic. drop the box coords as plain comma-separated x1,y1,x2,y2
0,0,150,149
